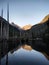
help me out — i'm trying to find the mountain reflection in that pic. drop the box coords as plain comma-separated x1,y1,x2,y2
0,41,49,65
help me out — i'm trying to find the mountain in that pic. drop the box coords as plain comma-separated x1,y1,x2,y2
22,24,32,30
39,14,49,24
30,14,49,56
11,22,23,30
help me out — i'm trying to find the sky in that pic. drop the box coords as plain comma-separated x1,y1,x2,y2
0,0,49,27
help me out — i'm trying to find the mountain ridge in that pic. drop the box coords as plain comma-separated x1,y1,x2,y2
22,24,32,30
11,14,49,30
39,14,49,24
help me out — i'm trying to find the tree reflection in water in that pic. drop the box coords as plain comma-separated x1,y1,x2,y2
0,40,49,65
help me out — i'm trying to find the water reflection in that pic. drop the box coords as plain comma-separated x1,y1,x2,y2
0,40,49,65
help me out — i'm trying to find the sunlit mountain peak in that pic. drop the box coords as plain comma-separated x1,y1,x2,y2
22,24,32,30
39,14,49,24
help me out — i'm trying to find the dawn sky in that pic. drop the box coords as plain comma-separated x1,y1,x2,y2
0,0,49,27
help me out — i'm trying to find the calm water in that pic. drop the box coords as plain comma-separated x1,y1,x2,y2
0,41,49,65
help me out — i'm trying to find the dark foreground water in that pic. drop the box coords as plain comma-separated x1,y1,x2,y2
0,41,49,65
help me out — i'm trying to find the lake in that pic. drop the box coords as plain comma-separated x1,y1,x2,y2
0,41,49,65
